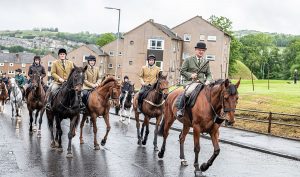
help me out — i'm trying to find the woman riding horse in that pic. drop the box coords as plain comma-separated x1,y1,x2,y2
79,77,121,150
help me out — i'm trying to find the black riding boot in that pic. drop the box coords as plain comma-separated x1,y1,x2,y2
45,93,52,111
176,94,186,119
79,94,85,114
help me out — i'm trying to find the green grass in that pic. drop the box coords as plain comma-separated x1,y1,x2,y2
233,79,300,115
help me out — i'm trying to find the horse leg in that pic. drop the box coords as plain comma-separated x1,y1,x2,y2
56,119,63,152
66,116,78,158
153,115,162,151
79,113,87,144
193,124,201,176
33,110,39,132
142,117,150,145
29,109,33,133
37,108,45,138
158,116,175,158
101,114,111,146
11,103,14,118
200,128,220,172
135,111,142,145
179,124,190,166
91,114,100,150
47,113,56,148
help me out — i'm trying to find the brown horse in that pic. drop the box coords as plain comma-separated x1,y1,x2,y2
0,81,8,113
26,70,46,136
157,78,240,176
133,71,169,151
79,77,121,150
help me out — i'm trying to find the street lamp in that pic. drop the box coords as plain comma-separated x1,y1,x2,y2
104,7,121,79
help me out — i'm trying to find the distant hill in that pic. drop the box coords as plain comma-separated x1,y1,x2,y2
229,60,257,80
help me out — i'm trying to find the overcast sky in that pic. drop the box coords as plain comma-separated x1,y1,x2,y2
0,0,299,35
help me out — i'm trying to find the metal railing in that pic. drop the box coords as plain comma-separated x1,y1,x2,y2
235,108,300,138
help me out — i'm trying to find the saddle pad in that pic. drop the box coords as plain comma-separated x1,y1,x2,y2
82,90,92,106
186,83,204,108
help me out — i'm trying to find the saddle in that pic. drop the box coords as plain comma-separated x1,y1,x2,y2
175,83,204,109
82,89,93,106
138,86,151,110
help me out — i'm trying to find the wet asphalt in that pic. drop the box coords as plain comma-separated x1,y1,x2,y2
0,104,299,177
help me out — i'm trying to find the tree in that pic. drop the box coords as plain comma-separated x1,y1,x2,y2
208,15,233,35
96,33,116,47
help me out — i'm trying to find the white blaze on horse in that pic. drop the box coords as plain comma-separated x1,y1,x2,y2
9,78,23,121
119,83,135,124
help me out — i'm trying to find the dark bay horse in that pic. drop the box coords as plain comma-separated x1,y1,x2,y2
79,77,121,150
26,69,46,137
119,82,135,123
0,80,8,113
157,78,240,176
133,71,169,151
46,65,87,158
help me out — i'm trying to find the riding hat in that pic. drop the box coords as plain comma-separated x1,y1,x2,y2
147,54,156,60
15,68,22,72
194,42,207,49
86,55,96,61
58,48,67,55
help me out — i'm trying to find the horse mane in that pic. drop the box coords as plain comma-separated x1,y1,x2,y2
208,79,237,95
100,77,117,86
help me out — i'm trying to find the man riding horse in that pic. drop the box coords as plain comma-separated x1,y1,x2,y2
45,48,85,111
14,68,26,101
25,55,47,100
176,42,213,119
137,54,161,111
120,75,132,105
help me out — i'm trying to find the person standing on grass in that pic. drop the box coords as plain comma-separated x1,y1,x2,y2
294,69,298,84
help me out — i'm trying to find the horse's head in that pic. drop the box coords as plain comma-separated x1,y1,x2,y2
31,70,41,89
221,78,240,126
67,65,87,92
110,81,121,107
156,71,169,99
9,78,16,88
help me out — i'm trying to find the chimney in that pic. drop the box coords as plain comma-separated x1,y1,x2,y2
16,53,20,63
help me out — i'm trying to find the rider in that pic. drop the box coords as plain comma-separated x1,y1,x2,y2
83,55,102,91
176,42,213,119
137,54,161,111
15,68,26,100
25,55,46,99
45,48,85,111
120,75,132,106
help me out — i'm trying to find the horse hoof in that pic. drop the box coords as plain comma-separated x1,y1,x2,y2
37,134,41,138
94,145,100,150
200,163,209,172
154,146,159,151
101,139,106,146
80,140,84,144
55,141,59,147
137,140,142,145
158,151,164,158
66,153,73,158
181,160,188,166
57,148,63,152
142,141,147,145
50,143,56,149
194,170,202,177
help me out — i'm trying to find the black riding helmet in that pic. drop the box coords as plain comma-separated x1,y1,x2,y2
124,75,129,80
33,55,41,63
86,55,96,61
147,54,156,61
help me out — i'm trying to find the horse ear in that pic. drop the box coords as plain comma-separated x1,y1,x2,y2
235,77,241,88
83,65,88,72
225,78,230,88
73,64,78,69
157,71,163,78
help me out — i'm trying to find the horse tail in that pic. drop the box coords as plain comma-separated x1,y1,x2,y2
158,118,165,137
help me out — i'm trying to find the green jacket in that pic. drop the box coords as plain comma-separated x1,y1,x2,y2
15,74,26,87
180,56,212,85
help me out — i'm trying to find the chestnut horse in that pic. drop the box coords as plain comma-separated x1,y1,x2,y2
157,79,240,176
0,81,8,113
133,71,169,151
79,77,121,150
26,69,46,137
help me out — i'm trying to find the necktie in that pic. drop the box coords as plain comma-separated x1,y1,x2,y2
62,61,65,69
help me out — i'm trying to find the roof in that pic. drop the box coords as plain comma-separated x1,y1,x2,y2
86,44,108,56
172,16,231,38
0,53,35,63
124,19,182,40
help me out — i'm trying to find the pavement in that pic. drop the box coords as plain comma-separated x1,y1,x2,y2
112,108,300,161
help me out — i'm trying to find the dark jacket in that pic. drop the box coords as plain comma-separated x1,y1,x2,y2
121,81,132,93
28,63,46,79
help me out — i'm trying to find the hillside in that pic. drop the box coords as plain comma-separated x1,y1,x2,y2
229,60,257,80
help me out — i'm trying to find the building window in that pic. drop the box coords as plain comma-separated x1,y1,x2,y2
200,34,205,41
130,41,134,45
148,39,164,50
22,63,26,68
9,63,14,67
109,51,114,56
118,52,122,56
207,36,217,42
206,55,216,61
48,61,52,66
117,76,121,80
182,52,190,60
0,63,4,66
83,55,89,62
117,64,121,68
108,63,113,69
8,70,14,74
183,34,191,42
48,71,51,76
129,61,133,65
22,71,26,74
155,61,163,70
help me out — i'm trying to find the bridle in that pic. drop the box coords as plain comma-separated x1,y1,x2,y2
155,78,168,95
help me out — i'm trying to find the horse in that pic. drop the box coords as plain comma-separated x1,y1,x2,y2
79,77,121,150
119,82,135,124
46,65,87,158
132,71,169,151
157,78,240,176
9,78,23,119
26,69,46,137
0,80,8,113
